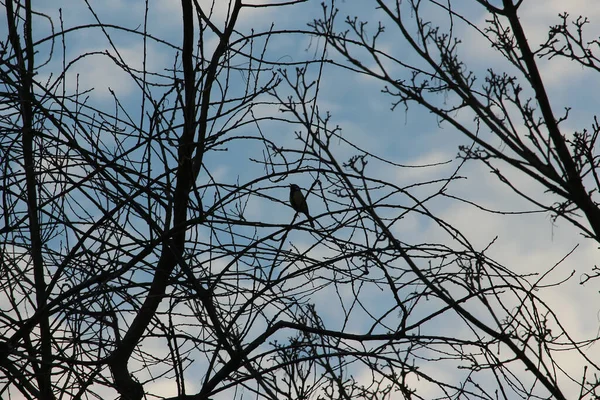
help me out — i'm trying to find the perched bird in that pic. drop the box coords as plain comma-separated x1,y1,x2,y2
289,184,314,227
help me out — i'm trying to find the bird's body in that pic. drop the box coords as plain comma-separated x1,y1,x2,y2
289,184,314,227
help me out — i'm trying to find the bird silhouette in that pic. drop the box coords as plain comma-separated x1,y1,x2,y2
289,184,314,227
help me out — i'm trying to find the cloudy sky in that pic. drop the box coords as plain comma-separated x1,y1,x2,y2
4,0,600,398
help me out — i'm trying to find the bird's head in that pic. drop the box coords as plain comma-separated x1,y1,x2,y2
289,184,300,192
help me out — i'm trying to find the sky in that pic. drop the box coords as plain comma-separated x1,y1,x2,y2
2,0,600,399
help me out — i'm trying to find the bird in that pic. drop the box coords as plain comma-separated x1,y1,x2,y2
289,184,314,227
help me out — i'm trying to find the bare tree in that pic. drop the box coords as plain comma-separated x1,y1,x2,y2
1,0,598,400
310,0,600,243
305,0,600,398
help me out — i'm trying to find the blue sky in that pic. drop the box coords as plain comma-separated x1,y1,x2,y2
3,0,600,399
